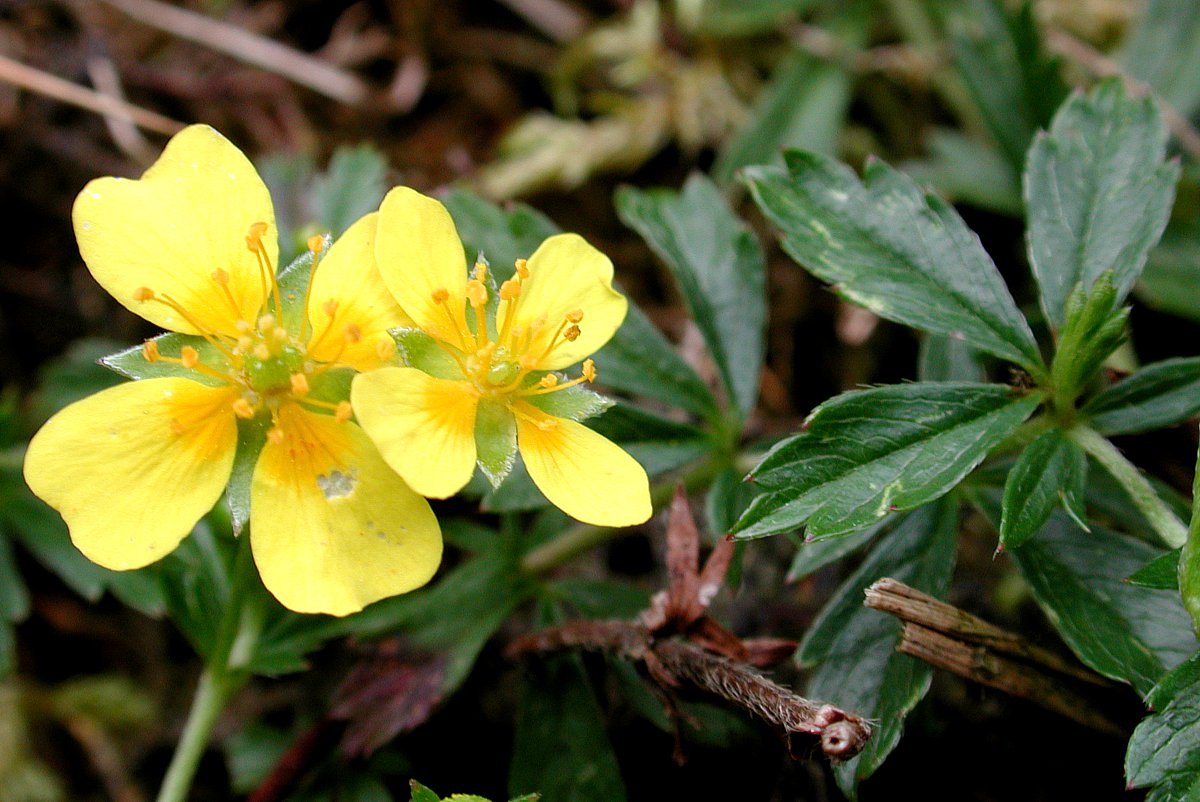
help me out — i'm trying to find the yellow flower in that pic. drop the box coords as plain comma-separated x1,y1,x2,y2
23,125,442,617
351,187,652,527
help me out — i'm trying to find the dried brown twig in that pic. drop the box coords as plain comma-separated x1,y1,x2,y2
506,487,872,762
865,578,1127,735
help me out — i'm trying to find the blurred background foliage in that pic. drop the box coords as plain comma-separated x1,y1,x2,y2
4,0,1200,800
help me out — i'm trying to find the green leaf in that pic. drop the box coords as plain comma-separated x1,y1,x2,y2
475,400,517,489
1126,654,1200,801
733,383,1043,539
999,428,1087,549
591,299,718,421
616,174,766,417
257,150,316,263
917,332,987,383
410,781,441,802
996,504,1198,696
949,0,1068,174
712,4,864,181
1083,357,1200,436
798,500,958,797
586,403,713,475
1024,78,1178,328
509,652,626,802
902,129,1022,217
27,338,128,426
705,467,761,538
310,144,388,239
1122,0,1200,119
744,152,1043,373
442,189,559,282
785,519,883,583
1182,430,1200,631
1128,550,1181,591
156,522,234,659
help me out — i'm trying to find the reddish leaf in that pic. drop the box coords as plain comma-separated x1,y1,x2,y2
330,645,447,757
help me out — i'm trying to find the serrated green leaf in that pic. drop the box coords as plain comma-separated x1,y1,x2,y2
522,382,612,422
712,4,864,181
1123,0,1200,119
917,332,987,383
1025,78,1178,328
992,503,1198,696
156,523,234,659
26,338,128,427
1126,655,1200,801
552,578,649,620
1128,550,1181,591
0,532,29,624
785,519,882,583
798,500,958,797
442,189,558,282
744,153,1043,373
410,781,441,802
705,467,761,538
310,145,387,239
1084,357,1200,436
475,400,517,489
999,428,1087,549
949,0,1068,174
586,403,712,476
509,652,626,802
733,383,1043,539
902,129,1022,217
616,174,766,417
591,299,718,421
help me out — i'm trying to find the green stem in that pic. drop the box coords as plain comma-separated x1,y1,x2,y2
154,534,261,802
520,454,744,575
1068,425,1187,549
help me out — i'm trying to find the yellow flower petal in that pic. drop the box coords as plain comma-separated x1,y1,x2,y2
72,124,272,336
250,405,442,616
350,367,479,499
518,233,627,370
23,378,238,570
307,212,414,371
513,401,651,527
375,187,471,346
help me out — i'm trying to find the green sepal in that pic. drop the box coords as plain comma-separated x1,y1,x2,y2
275,243,322,333
226,415,271,535
306,366,354,407
392,328,462,380
999,428,1087,550
101,333,226,386
1128,549,1181,591
474,400,517,490
1049,272,1129,409
522,381,613,422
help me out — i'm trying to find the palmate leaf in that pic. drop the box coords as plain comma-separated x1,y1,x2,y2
744,152,1044,375
616,174,766,417
1123,0,1200,119
1024,78,1178,329
798,499,958,799
732,383,1042,539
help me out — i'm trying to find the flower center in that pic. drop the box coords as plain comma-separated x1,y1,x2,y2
427,259,597,409
135,228,355,439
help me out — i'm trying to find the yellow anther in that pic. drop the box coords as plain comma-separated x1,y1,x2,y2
466,280,487,307
169,419,186,436
519,354,538,371
473,262,488,281
266,426,285,445
376,338,395,360
582,358,596,382
211,268,230,285
566,309,584,324
431,288,450,303
180,346,200,368
515,258,529,279
290,373,310,395
563,325,581,342
253,343,270,360
133,286,155,302
237,335,254,351
499,279,521,301
539,374,559,389
344,323,362,344
245,221,269,251
272,327,289,346
307,234,325,254
323,299,339,318
142,340,160,362
257,314,276,332
335,401,353,423
235,319,252,333
232,398,256,419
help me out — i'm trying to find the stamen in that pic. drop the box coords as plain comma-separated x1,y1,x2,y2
473,261,488,282
344,324,362,344
566,309,584,324
563,325,581,342
335,401,352,423
431,287,470,350
539,374,558,389
466,279,489,346
180,346,200,368
375,338,395,361
515,258,530,279
582,358,596,382
133,287,155,302
497,280,523,346
142,340,160,362
133,286,237,360
232,398,256,419
253,343,271,360
519,359,597,397
290,373,310,396
210,269,243,320
246,221,284,322
512,404,560,431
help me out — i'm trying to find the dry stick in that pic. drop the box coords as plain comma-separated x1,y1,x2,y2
86,54,157,163
0,53,183,135
97,0,370,106
1045,28,1200,162
864,578,1125,735
492,0,588,43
